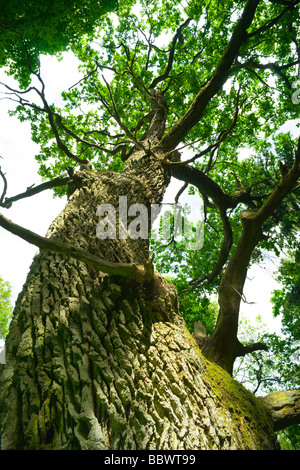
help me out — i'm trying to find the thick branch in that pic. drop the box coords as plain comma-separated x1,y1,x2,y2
156,0,260,153
0,212,149,283
262,390,300,431
171,164,233,209
203,142,300,374
236,341,269,357
248,1,300,38
249,143,300,225
143,89,168,144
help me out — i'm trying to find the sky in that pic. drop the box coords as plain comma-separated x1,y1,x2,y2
0,48,296,353
0,54,81,352
0,54,81,302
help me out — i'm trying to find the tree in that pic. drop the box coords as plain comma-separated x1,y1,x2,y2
232,315,300,449
0,0,300,450
0,276,12,340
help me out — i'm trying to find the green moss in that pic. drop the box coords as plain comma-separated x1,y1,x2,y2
201,352,275,449
181,326,276,448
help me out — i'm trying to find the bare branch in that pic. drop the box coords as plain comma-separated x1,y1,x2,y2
0,212,151,283
101,75,156,155
68,63,99,90
171,164,234,289
0,164,8,205
1,176,71,209
53,113,116,154
231,58,300,89
182,86,244,165
236,341,269,357
174,182,188,204
189,208,233,288
35,79,90,165
0,78,90,165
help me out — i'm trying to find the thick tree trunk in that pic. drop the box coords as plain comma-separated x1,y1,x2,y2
0,155,280,450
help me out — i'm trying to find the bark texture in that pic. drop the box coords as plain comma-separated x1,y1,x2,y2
262,391,300,432
0,159,280,450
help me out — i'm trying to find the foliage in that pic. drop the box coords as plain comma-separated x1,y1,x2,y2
0,0,118,88
277,425,300,451
234,317,300,395
0,276,13,340
4,0,300,184
233,314,300,449
271,248,300,340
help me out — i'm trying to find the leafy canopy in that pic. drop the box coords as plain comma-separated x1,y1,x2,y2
0,0,118,87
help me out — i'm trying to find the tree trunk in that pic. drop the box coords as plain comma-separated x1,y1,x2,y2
0,154,280,450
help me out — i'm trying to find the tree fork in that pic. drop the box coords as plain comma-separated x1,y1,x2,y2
202,151,300,374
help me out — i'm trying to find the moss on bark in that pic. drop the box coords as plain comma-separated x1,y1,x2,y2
0,164,280,450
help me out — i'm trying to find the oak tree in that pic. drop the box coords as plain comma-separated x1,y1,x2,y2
0,0,300,450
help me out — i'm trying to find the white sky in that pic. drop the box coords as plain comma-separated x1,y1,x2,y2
0,53,82,307
0,50,298,354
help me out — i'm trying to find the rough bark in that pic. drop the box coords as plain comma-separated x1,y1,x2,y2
202,149,300,374
262,391,300,432
0,156,280,450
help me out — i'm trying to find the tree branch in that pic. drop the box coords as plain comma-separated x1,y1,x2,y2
171,164,233,209
171,165,234,288
101,75,155,156
0,212,150,283
1,176,71,208
182,86,244,165
0,79,90,165
189,208,233,287
202,139,300,374
0,164,8,205
247,139,300,225
149,17,192,89
261,390,300,431
156,0,260,153
236,341,269,357
231,59,300,89
248,1,300,38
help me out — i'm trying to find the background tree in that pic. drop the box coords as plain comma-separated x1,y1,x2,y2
232,315,300,449
0,276,13,340
0,0,300,450
0,0,118,87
